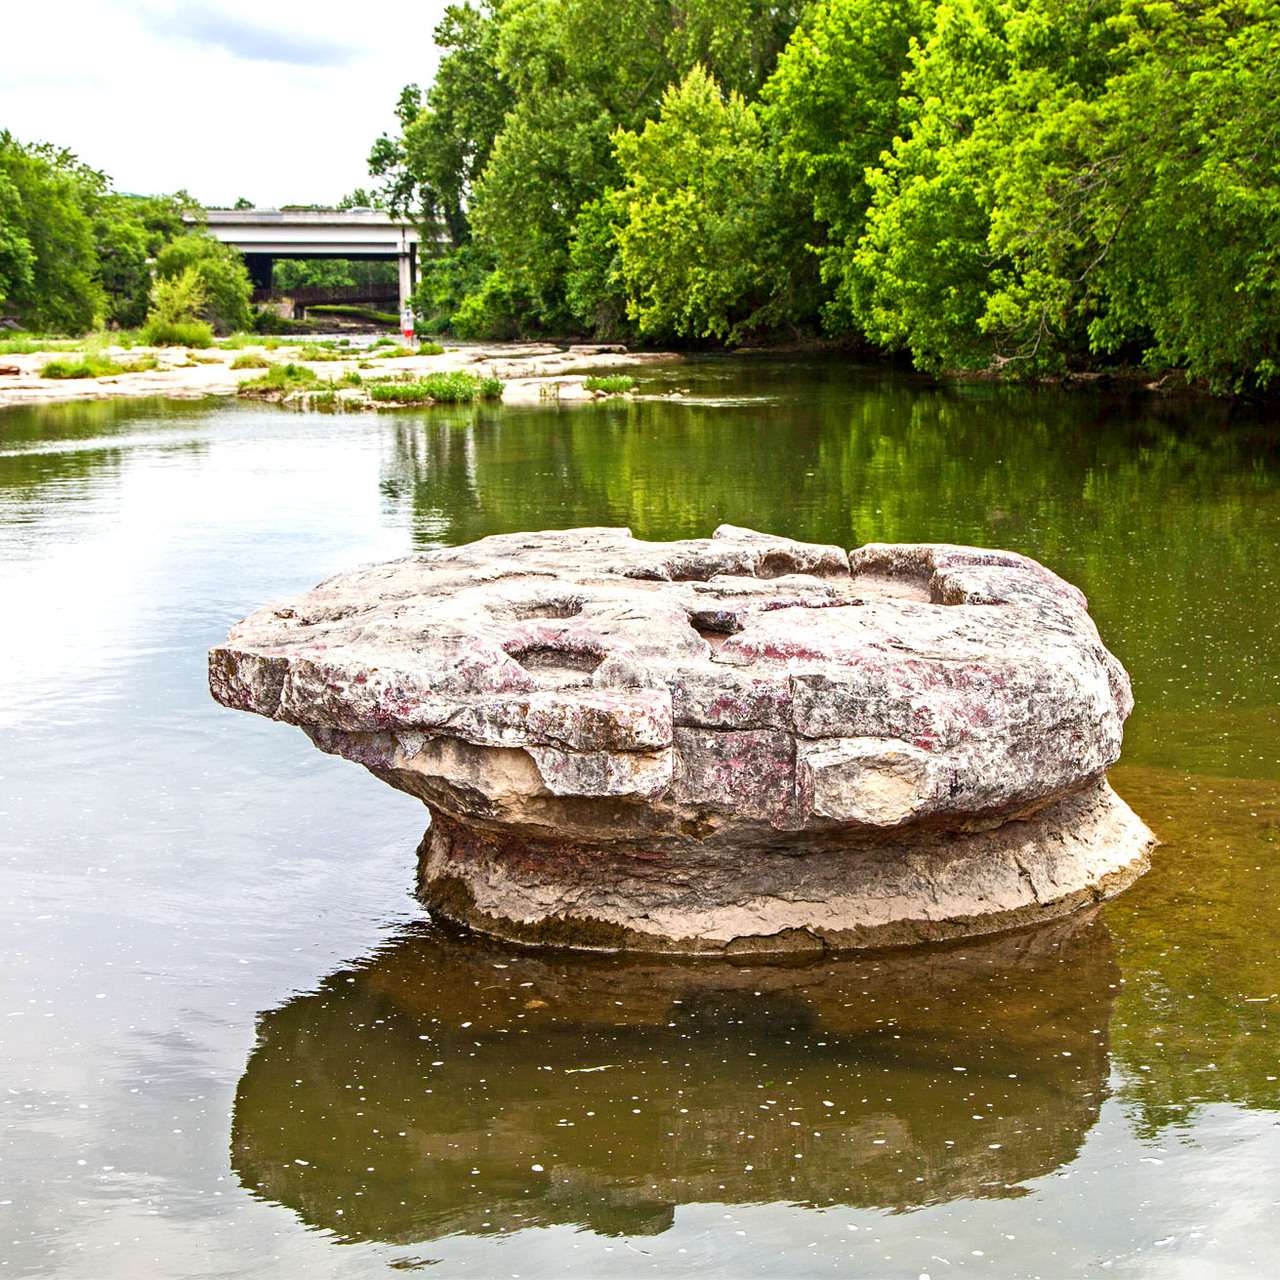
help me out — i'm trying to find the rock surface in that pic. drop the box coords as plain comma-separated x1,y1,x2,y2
209,525,1155,951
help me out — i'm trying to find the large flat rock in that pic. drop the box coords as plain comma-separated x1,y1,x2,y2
209,525,1154,951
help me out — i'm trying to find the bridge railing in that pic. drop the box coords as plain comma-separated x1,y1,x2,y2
251,282,401,306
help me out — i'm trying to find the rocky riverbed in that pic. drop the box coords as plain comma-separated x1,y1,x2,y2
0,340,680,409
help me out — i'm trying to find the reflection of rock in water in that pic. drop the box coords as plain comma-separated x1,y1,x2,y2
232,912,1118,1244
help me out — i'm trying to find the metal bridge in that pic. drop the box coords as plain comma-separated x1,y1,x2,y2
199,209,422,310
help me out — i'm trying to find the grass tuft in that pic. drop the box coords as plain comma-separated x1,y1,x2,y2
366,370,503,404
239,362,320,397
42,354,158,379
582,374,636,394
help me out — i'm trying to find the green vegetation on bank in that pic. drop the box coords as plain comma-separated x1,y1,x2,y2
369,0,1280,390
0,130,254,342
306,304,400,325
5,0,1275,392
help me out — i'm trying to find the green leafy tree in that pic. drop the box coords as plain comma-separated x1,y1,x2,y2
1056,0,1280,389
153,234,252,334
374,0,809,335
566,192,632,338
761,0,932,328
0,131,104,331
369,4,513,244
665,0,812,98
336,188,381,209
612,66,821,341
470,0,810,327
852,0,1280,388
271,259,398,291
0,168,35,313
94,192,195,328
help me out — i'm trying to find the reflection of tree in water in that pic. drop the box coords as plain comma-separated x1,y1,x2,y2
232,912,1118,1246
376,367,1280,775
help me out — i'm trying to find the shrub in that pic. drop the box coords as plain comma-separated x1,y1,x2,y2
142,267,215,346
449,268,531,340
582,374,636,394
366,370,504,403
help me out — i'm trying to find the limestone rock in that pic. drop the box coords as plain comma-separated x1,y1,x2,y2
209,525,1154,951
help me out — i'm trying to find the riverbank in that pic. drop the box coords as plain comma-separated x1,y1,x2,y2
0,340,682,410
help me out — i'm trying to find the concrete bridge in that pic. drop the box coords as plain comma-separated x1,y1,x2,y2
200,209,422,310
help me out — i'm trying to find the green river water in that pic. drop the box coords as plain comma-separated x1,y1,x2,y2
1,357,1277,1277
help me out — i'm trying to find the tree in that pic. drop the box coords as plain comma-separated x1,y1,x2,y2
851,0,1280,389
95,192,195,328
368,4,513,244
761,0,931,328
373,0,809,335
0,132,104,331
612,66,821,340
154,234,252,334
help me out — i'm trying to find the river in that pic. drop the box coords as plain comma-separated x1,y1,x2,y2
2,357,1278,1277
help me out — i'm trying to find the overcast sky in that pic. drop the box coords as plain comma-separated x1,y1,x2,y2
1,0,452,207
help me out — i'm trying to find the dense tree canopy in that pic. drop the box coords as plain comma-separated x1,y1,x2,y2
368,0,1280,390
0,133,105,332
0,130,208,334
612,66,821,340
375,0,810,336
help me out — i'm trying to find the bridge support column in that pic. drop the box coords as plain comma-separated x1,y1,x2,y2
398,244,417,314
245,254,274,291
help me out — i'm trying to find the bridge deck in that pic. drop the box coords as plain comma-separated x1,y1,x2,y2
196,209,421,308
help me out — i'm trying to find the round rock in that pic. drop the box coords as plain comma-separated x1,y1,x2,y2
209,525,1155,952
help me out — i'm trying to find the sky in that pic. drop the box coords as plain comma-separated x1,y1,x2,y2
1,0,452,207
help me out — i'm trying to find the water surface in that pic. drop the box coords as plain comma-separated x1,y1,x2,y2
2,361,1278,1277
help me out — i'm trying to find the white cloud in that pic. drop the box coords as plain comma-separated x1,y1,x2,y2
0,0,449,206
147,3,369,67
